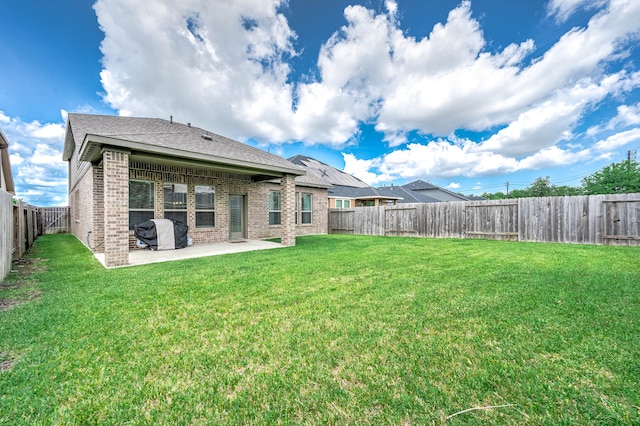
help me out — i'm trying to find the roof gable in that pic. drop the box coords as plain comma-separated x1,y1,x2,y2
402,179,469,201
402,179,438,190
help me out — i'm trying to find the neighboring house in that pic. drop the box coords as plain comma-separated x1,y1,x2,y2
63,114,329,268
376,184,440,204
402,180,471,202
1,129,16,282
288,155,400,207
0,129,15,195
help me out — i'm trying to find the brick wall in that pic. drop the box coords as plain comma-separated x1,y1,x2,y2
69,163,96,251
92,167,104,253
128,161,254,247
250,182,329,239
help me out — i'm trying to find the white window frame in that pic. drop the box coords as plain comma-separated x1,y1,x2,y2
195,185,215,228
335,198,351,208
301,193,312,224
269,191,281,225
163,182,188,224
129,179,155,230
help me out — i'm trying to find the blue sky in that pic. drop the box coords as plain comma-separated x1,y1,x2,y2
1,0,639,206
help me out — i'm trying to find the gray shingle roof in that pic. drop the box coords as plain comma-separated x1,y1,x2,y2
402,179,438,191
64,113,304,175
402,179,470,201
376,185,440,203
288,155,369,188
294,173,333,188
328,185,383,198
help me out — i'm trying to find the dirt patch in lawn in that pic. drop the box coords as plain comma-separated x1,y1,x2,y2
0,352,14,371
0,257,46,312
0,290,42,312
9,257,47,275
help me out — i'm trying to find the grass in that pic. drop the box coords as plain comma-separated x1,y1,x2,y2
0,234,639,424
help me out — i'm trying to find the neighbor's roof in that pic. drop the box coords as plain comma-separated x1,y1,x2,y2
0,129,8,149
288,155,370,188
63,114,305,177
402,179,470,201
0,129,16,194
376,185,440,203
294,173,333,189
329,184,387,199
402,179,439,191
265,172,333,189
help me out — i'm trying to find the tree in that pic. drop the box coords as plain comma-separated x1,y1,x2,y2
480,192,507,200
554,185,583,196
581,159,640,195
528,176,555,197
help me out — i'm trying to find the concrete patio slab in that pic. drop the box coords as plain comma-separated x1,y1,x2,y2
94,240,284,268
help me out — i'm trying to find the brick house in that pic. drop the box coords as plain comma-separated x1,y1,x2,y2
63,114,330,267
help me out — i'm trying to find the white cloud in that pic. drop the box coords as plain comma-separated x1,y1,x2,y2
342,153,386,185
593,128,640,151
31,144,63,165
517,146,590,170
23,177,68,188
18,189,45,197
479,74,631,156
0,112,68,206
9,152,24,166
374,139,520,180
30,123,65,139
447,182,460,190
345,134,597,184
547,0,606,23
95,0,299,142
615,103,640,126
95,0,640,158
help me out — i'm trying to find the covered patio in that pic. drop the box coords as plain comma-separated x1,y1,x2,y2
94,239,284,268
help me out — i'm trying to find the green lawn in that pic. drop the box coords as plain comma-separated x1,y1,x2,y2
1,234,639,424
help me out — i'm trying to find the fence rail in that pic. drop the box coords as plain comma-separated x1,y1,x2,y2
328,193,640,246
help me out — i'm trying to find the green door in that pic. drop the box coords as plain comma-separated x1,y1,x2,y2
229,195,246,240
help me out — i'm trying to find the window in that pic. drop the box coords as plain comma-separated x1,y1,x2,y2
301,193,312,224
295,191,299,224
269,191,281,225
195,185,215,228
163,182,187,224
129,180,154,230
335,199,351,208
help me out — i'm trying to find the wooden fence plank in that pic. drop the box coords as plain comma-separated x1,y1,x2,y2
0,190,13,281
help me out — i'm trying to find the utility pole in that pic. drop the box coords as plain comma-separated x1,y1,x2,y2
505,181,510,196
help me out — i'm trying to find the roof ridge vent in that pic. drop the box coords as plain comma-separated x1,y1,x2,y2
201,134,213,141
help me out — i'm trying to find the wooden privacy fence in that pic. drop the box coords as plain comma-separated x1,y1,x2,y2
1,196,70,282
328,193,640,246
40,206,70,235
